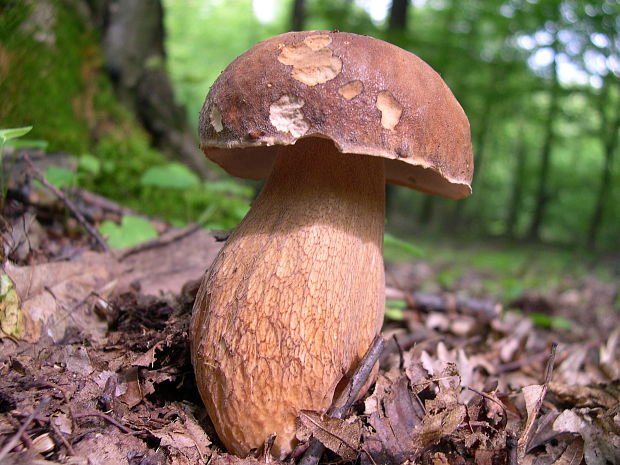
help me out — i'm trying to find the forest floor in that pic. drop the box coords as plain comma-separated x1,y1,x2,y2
1,172,619,465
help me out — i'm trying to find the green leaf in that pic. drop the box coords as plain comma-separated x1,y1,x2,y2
140,163,200,189
384,233,424,258
529,312,572,330
0,126,33,142
44,165,79,188
385,298,408,321
203,179,253,197
98,216,158,249
5,139,48,150
78,154,101,175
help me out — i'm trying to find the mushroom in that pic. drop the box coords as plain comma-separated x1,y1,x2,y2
191,30,473,459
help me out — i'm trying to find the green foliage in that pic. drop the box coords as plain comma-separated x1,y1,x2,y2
0,3,95,152
99,216,159,249
528,312,572,331
3,0,620,252
384,233,424,259
78,154,101,176
163,0,287,128
385,299,407,321
0,126,33,143
141,163,200,189
1,126,33,205
43,165,78,189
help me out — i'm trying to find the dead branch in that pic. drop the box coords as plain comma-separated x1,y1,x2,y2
0,397,50,461
73,411,137,435
386,287,501,320
20,154,109,251
72,188,168,230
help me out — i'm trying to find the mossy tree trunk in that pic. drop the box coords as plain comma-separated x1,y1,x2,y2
0,0,210,178
87,0,210,178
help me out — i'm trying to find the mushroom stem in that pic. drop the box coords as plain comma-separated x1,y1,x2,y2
191,137,385,459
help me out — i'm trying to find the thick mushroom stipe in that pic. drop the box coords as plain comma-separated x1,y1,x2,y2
191,138,385,458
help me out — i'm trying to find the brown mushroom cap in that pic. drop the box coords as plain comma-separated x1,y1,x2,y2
199,30,473,199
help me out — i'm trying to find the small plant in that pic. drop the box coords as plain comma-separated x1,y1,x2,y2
98,215,158,249
0,126,33,206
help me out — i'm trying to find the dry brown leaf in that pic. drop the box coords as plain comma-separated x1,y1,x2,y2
297,410,361,461
553,409,620,465
5,253,115,342
132,340,166,367
518,383,548,458
4,228,222,343
115,227,222,296
364,374,425,464
552,436,585,465
412,403,467,448
118,366,143,408
549,382,618,409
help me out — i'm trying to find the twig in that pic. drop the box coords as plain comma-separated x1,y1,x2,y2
299,336,385,465
0,397,50,461
464,386,508,417
49,419,75,456
506,434,518,465
543,342,558,384
386,287,501,320
495,350,551,374
20,153,109,251
72,188,168,229
73,411,136,435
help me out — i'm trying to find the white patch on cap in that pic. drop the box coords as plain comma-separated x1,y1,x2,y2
210,104,223,132
269,95,310,138
376,91,402,131
278,34,342,86
338,80,363,100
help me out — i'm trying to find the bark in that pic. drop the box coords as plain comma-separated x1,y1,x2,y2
528,49,560,240
86,0,210,178
290,0,306,31
587,79,620,246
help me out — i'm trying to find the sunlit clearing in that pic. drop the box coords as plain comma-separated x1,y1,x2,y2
253,0,277,23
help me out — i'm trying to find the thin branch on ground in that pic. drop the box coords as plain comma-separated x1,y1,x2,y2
20,153,109,251
73,411,138,435
0,397,50,461
386,286,501,320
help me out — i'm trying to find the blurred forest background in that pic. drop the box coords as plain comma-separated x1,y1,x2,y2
1,0,619,255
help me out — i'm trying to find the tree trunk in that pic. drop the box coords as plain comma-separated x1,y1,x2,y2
506,119,528,237
290,0,306,31
528,48,560,240
385,0,409,223
389,0,409,31
587,78,620,246
450,92,494,227
88,0,211,178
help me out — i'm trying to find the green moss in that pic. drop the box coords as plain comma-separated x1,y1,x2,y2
0,1,93,151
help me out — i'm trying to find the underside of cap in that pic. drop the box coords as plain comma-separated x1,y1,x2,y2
199,31,474,199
